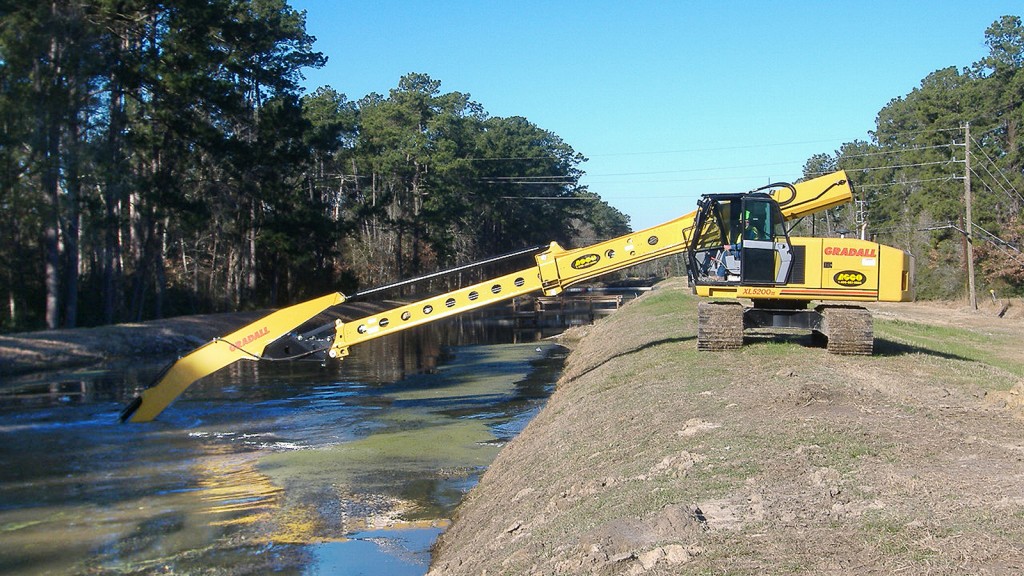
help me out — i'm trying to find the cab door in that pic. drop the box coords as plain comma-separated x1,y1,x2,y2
740,196,793,284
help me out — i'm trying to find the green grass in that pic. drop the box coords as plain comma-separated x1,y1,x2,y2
876,318,1024,378
794,426,892,471
634,288,698,316
635,287,1020,380
860,511,945,563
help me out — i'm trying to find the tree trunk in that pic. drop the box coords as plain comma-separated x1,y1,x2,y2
102,55,127,325
209,231,219,306
39,22,63,330
154,219,166,319
128,220,150,322
248,199,257,299
102,182,120,324
226,247,238,310
63,118,81,328
42,125,62,329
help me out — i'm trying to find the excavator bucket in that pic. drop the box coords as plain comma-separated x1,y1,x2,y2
120,292,345,423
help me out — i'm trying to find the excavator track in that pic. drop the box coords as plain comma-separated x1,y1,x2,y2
697,301,743,351
817,305,873,355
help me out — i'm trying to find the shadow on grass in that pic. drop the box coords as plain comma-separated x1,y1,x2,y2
568,331,977,386
742,331,976,364
564,335,696,383
871,337,974,363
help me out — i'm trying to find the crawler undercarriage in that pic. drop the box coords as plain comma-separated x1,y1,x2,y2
696,301,874,355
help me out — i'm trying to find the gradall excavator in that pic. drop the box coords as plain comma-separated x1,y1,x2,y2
121,170,914,423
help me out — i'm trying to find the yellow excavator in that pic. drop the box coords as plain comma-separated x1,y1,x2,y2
121,170,914,423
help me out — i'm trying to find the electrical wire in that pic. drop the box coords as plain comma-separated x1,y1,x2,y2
970,165,1024,206
484,181,579,186
299,128,1024,225
462,129,964,163
972,222,1023,253
350,244,547,300
308,136,969,188
854,176,962,190
845,159,962,172
971,222,1024,268
500,196,601,200
482,175,575,180
968,136,1024,204
829,143,956,160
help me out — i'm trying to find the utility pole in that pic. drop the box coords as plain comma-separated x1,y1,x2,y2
964,122,978,310
855,199,868,240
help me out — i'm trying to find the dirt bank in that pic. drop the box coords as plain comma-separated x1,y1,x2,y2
430,279,1024,575
0,312,264,378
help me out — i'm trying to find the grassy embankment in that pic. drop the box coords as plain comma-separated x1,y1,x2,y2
430,278,1024,575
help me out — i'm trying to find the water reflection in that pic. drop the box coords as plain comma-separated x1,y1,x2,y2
0,315,564,575
307,527,444,576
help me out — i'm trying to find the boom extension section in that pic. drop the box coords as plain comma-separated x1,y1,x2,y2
121,171,857,423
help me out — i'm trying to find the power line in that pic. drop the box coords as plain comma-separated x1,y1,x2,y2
495,157,964,190
971,222,1024,268
483,175,574,180
464,155,561,162
967,135,1024,204
970,165,1024,206
845,159,962,172
833,143,956,160
499,196,600,201
972,221,1022,254
487,181,580,186
310,129,973,187
461,128,961,164
854,176,962,190
586,159,804,177
305,130,1023,220
583,137,853,157
871,126,965,139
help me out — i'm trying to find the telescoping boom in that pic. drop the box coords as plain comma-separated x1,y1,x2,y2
121,171,909,422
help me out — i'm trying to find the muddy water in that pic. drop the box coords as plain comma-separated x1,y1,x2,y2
0,317,564,575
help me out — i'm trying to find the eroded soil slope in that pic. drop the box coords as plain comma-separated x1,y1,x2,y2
430,279,1024,575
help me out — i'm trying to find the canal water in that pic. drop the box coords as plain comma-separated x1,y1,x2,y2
0,315,565,575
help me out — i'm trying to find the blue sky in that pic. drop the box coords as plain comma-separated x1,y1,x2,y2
289,1,1021,231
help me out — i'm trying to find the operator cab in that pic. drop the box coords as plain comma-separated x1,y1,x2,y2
687,193,794,286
